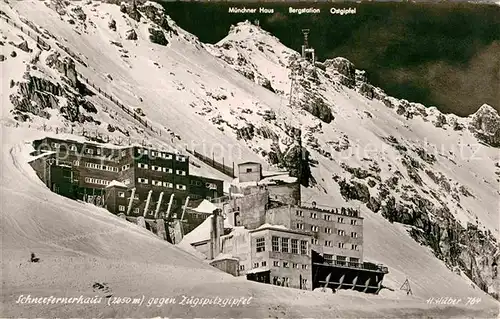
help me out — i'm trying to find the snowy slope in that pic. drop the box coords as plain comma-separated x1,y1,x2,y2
2,126,496,318
0,0,499,316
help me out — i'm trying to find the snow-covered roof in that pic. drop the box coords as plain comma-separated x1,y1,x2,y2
29,151,56,162
105,180,128,188
238,161,261,166
251,223,308,236
245,266,270,275
212,253,239,262
256,223,288,231
180,215,233,245
231,173,297,189
192,199,218,214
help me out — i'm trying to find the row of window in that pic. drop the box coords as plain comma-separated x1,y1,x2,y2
136,178,187,190
297,223,359,235
272,260,309,269
84,162,119,172
296,210,333,221
137,163,186,175
295,210,359,225
51,143,188,163
269,236,308,255
324,255,360,263
137,149,187,162
241,261,309,271
84,177,111,185
309,238,360,250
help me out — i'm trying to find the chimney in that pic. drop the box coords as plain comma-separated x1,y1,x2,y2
210,209,223,260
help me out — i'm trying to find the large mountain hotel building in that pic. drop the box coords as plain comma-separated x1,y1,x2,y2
186,162,388,293
29,137,223,218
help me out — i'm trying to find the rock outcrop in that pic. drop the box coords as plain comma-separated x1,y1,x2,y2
469,104,500,147
148,28,168,46
125,29,138,40
324,57,356,88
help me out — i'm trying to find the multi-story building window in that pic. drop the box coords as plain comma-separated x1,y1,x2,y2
338,242,345,249
351,244,359,251
151,151,157,157
302,278,308,288
273,260,280,267
302,264,308,270
96,148,101,155
338,229,345,236
133,208,140,214
291,239,298,254
152,180,163,186
162,153,173,160
281,238,289,253
311,238,318,245
137,178,148,184
137,163,148,169
256,237,265,252
118,205,125,212
338,217,345,223
311,225,319,232
176,155,186,162
84,177,110,185
300,240,308,255
296,223,304,230
337,256,346,266
118,192,125,198
73,160,80,166
121,150,126,157
325,227,332,234
323,214,331,221
176,184,186,190
351,232,358,238
351,219,358,225
253,262,259,268
261,261,266,267
324,254,333,263
151,165,162,172
176,169,186,176
163,168,173,174
86,148,93,155
70,145,77,151
240,265,245,271
163,182,173,188
310,212,317,219
122,164,130,171
296,210,303,217
272,236,279,252
283,262,289,268
292,263,298,269
325,240,333,247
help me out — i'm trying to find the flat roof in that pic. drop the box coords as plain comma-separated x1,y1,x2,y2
238,161,261,166
250,225,312,237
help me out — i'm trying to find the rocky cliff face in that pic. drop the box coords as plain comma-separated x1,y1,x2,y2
9,50,98,124
3,0,498,301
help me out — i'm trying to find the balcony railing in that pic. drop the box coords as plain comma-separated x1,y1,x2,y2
319,260,388,273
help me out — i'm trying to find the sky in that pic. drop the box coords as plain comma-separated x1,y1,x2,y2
161,1,500,116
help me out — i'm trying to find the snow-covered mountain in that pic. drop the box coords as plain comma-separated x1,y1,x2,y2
1,0,499,316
